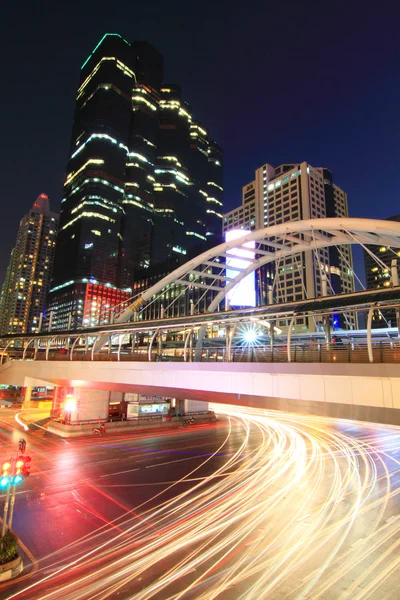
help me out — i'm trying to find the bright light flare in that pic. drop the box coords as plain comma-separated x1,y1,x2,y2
243,329,258,343
64,396,77,412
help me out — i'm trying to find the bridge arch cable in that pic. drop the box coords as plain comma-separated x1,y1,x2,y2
107,219,400,329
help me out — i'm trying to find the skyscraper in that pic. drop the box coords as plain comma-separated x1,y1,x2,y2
49,33,223,329
223,162,355,327
363,214,400,328
0,194,58,335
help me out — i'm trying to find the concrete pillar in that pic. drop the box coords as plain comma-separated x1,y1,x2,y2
22,386,32,409
184,399,209,414
323,316,331,350
68,388,110,423
176,399,185,415
321,273,328,297
51,386,64,419
391,259,399,287
270,322,275,350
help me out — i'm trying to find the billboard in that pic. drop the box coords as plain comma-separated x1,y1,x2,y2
225,230,256,307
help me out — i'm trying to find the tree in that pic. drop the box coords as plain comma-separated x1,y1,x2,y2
0,531,19,564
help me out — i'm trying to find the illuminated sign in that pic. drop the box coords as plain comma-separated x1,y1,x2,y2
225,230,256,307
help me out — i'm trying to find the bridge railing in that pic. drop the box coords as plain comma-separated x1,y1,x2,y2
2,341,400,364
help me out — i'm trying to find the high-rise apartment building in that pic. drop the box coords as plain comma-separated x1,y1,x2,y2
363,214,400,328
0,194,58,335
223,162,355,326
49,33,223,330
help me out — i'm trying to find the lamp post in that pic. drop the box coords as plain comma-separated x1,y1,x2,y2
64,394,77,424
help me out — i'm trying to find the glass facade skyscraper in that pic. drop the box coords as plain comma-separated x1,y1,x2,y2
49,33,223,329
0,194,58,335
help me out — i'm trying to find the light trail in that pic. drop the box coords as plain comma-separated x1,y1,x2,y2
6,407,400,599
14,413,29,431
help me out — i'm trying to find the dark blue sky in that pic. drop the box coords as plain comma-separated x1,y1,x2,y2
1,0,399,282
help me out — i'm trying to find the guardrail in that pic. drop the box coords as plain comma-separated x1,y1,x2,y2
1,342,400,364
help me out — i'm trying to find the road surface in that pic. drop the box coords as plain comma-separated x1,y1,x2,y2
0,405,399,599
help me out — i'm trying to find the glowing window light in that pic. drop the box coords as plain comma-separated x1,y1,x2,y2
132,95,157,111
61,212,116,232
128,151,153,165
65,159,104,186
208,181,224,191
78,57,136,99
77,57,115,97
186,231,207,241
69,178,124,197
71,133,128,159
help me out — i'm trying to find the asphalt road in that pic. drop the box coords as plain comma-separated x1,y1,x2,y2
0,406,399,599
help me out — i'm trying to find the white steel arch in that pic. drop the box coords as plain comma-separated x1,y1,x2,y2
114,218,400,323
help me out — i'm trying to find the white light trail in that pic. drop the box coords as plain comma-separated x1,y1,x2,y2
8,407,400,599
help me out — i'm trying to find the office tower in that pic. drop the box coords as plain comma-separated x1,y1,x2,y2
49,33,223,330
0,194,58,335
223,162,355,327
363,214,400,328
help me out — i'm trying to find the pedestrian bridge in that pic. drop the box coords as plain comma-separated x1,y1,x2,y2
1,353,399,426
1,217,400,426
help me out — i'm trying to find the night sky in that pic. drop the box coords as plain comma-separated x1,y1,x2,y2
1,0,399,283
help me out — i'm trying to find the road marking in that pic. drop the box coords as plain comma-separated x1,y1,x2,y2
100,468,140,478
136,455,164,463
146,455,205,469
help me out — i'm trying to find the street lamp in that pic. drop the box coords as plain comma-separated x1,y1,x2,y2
243,329,258,344
64,395,76,424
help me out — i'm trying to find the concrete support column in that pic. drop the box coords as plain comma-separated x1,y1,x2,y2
176,399,185,415
66,388,110,424
391,259,399,287
270,322,275,351
22,386,32,408
184,399,209,414
51,386,64,419
323,316,331,350
367,306,374,364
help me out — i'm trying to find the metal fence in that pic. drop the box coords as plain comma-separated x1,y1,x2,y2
3,341,400,364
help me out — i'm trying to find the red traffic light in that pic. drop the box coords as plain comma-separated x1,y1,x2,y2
19,456,31,477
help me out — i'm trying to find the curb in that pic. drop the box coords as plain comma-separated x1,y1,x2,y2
0,556,23,581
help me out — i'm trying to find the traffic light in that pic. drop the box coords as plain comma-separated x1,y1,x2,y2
1,461,11,489
15,459,24,476
2,461,11,475
0,476,10,489
19,456,31,478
